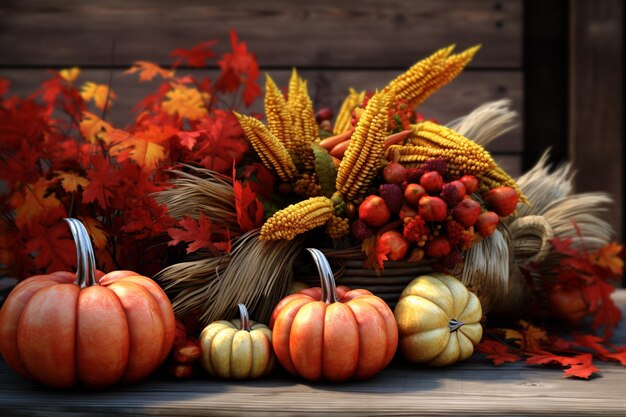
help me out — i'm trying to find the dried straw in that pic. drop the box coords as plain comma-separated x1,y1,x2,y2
447,99,517,147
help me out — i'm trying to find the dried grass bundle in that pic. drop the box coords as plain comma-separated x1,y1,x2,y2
447,99,517,147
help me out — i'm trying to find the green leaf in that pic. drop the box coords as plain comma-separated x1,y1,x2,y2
312,143,337,198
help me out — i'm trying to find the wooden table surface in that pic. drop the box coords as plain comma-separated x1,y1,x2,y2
1,290,625,417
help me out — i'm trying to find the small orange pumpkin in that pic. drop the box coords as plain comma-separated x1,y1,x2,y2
270,248,398,382
549,284,589,323
0,218,176,389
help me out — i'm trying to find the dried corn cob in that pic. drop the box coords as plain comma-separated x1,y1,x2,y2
384,45,453,106
293,173,323,198
410,46,480,108
234,112,298,182
336,90,393,203
264,74,294,149
333,88,366,135
260,196,334,240
287,70,318,170
325,215,350,239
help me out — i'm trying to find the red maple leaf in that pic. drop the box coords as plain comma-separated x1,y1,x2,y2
82,155,125,210
167,214,230,255
170,40,217,68
476,340,523,365
526,351,599,379
192,110,248,173
603,347,626,366
0,78,9,96
233,180,264,232
217,30,261,106
550,236,581,257
23,208,76,273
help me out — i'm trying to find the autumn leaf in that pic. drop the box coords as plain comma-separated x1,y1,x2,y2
177,131,202,150
217,30,261,106
54,171,90,193
590,242,624,276
233,180,264,232
170,40,217,68
361,236,382,272
10,178,62,227
526,351,599,379
126,61,174,82
81,82,116,110
59,67,80,83
109,125,175,171
80,112,115,143
0,78,9,96
82,156,125,210
550,237,580,257
24,209,76,272
161,84,209,120
167,214,230,255
603,348,626,366
78,216,108,250
476,340,522,365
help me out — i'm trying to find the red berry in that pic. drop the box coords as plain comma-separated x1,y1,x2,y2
441,180,466,206
425,236,451,258
376,230,410,261
484,186,519,217
459,175,479,195
383,162,407,185
452,198,481,227
418,196,447,222
315,107,333,123
399,204,419,221
475,211,500,237
359,195,391,228
379,183,403,214
404,183,426,206
420,171,443,194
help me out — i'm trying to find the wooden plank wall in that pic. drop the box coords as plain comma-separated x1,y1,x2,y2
0,0,524,176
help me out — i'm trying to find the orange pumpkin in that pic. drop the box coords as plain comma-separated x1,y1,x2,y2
270,248,398,382
0,218,175,389
549,284,589,323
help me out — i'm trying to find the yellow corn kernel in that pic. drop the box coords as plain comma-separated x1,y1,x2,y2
260,196,335,240
287,74,318,170
336,90,393,203
325,215,350,239
234,112,298,182
265,74,294,149
333,88,366,135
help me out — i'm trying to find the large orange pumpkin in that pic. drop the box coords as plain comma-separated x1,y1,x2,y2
270,248,398,382
0,218,176,389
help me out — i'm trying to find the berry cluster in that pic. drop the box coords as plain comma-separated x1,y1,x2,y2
353,159,520,268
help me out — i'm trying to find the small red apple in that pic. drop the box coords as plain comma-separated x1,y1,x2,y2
315,107,334,123
418,196,447,222
403,183,426,206
459,175,479,195
475,211,500,237
383,162,407,185
484,186,519,217
359,195,391,228
376,230,410,261
425,236,452,258
420,171,444,194
452,198,482,227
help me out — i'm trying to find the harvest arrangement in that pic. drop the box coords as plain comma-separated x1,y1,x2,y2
0,31,624,388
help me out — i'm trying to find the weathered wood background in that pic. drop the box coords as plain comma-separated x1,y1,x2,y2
0,0,623,240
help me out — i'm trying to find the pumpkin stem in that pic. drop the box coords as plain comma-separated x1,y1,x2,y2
448,319,464,332
237,303,252,331
64,218,98,288
306,248,338,304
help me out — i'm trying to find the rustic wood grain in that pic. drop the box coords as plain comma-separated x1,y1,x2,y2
0,67,523,157
0,290,624,416
0,0,522,69
569,0,624,240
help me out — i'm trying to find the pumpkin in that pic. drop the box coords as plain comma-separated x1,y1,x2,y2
394,273,483,366
0,218,176,389
270,248,398,382
549,284,589,323
199,303,275,379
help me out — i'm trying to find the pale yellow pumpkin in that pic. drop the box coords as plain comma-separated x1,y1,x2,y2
199,304,275,379
394,273,483,366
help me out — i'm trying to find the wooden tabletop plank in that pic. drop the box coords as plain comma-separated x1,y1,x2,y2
0,290,624,416
0,0,522,68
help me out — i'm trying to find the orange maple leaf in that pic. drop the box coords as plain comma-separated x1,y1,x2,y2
81,82,116,110
109,125,174,170
503,320,548,353
126,61,174,82
59,67,80,83
53,171,90,193
10,178,62,227
590,241,624,276
78,217,108,250
161,84,209,120
80,112,115,143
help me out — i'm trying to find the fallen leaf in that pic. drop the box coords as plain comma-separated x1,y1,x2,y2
126,61,174,82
